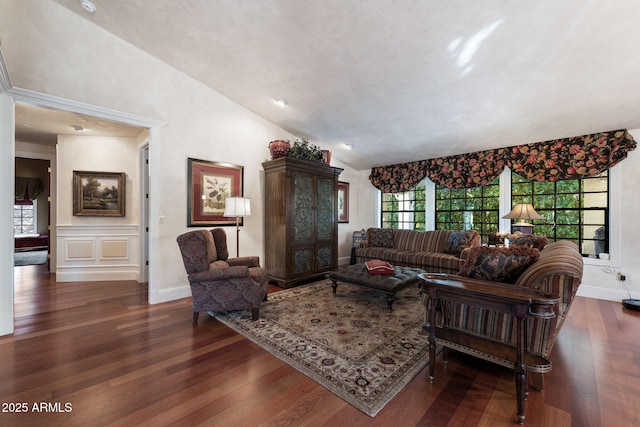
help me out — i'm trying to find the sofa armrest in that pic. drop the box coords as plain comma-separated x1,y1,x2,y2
418,273,559,314
189,265,250,282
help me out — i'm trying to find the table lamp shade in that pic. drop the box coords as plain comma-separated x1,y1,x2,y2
224,197,251,217
503,203,543,225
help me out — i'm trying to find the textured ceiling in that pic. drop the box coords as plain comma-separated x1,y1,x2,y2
31,0,640,170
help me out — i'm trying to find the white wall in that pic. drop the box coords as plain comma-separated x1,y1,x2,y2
0,0,367,335
0,94,15,336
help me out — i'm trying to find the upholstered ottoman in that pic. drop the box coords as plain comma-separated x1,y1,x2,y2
327,264,426,311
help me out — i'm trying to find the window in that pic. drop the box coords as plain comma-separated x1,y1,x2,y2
511,171,608,256
381,181,426,230
435,177,500,244
14,201,37,234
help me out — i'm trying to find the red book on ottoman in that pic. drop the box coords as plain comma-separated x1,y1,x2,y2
365,259,394,275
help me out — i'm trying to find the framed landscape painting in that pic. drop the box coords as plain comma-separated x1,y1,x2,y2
73,171,126,217
187,158,244,227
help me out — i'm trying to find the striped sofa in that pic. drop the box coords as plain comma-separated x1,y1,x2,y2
354,228,481,274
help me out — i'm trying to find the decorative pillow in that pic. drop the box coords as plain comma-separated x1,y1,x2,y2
210,260,230,270
201,230,217,263
365,259,395,275
368,228,394,248
211,228,229,260
510,235,548,250
444,230,477,258
458,246,540,284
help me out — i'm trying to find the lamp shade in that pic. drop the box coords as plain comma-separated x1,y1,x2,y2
503,203,543,221
223,197,251,217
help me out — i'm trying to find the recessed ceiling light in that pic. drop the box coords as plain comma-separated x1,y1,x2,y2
71,125,84,131
80,0,97,13
343,143,353,150
275,99,287,107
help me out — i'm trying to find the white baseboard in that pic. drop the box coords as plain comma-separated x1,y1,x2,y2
56,266,139,282
150,284,191,304
576,285,638,302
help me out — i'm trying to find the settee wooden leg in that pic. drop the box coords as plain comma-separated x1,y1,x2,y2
251,307,259,321
530,372,544,391
193,311,199,323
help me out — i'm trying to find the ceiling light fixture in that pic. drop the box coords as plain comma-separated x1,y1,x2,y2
275,99,287,107
343,143,353,150
80,0,97,13
71,125,84,131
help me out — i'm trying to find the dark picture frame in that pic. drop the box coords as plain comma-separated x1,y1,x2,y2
73,171,126,217
187,158,244,227
338,181,349,223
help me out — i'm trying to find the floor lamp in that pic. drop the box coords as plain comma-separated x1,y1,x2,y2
223,197,251,257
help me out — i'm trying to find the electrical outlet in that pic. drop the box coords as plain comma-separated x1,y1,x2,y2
617,272,626,281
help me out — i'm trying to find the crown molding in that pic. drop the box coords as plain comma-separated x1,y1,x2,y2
7,87,166,129
0,47,12,92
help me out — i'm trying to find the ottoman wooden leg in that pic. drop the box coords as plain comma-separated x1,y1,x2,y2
331,279,339,296
386,294,394,312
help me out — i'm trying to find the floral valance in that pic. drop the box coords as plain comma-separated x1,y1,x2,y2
369,129,637,192
369,160,428,193
426,148,506,189
15,177,43,204
505,129,636,181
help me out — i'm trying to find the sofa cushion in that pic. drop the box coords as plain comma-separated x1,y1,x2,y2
458,245,540,283
444,230,478,258
368,228,394,248
510,235,548,250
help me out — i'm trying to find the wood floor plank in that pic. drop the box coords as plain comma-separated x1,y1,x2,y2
2,264,640,426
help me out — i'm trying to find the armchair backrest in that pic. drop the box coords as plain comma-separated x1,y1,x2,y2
211,228,229,261
176,230,217,274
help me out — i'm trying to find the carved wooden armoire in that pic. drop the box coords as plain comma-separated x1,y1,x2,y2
262,157,343,288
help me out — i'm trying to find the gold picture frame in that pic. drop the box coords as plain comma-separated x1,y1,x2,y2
73,171,126,217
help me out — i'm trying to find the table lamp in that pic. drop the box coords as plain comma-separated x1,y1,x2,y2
503,203,543,235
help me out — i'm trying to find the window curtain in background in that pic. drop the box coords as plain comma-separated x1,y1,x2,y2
15,177,43,205
369,129,637,192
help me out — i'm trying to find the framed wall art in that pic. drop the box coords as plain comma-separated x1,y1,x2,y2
73,171,126,217
187,158,244,227
338,181,349,223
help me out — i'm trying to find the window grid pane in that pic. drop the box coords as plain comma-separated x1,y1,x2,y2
435,177,500,244
511,171,608,257
381,181,426,230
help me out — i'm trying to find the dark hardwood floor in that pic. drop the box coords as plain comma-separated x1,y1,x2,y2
1,264,639,426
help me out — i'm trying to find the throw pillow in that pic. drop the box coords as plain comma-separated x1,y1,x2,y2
510,235,548,250
201,230,217,263
211,228,229,260
458,245,540,283
365,259,395,275
368,228,394,248
444,230,478,258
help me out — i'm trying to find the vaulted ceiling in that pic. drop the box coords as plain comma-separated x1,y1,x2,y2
33,0,640,170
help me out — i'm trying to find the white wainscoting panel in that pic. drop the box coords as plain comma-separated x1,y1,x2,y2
56,225,140,282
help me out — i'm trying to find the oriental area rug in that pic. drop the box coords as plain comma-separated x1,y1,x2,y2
215,280,430,416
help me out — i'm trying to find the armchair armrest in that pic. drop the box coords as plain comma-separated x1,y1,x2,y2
189,265,250,282
227,256,260,268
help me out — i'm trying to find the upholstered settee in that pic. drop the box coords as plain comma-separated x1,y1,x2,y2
354,228,481,274
418,240,583,424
